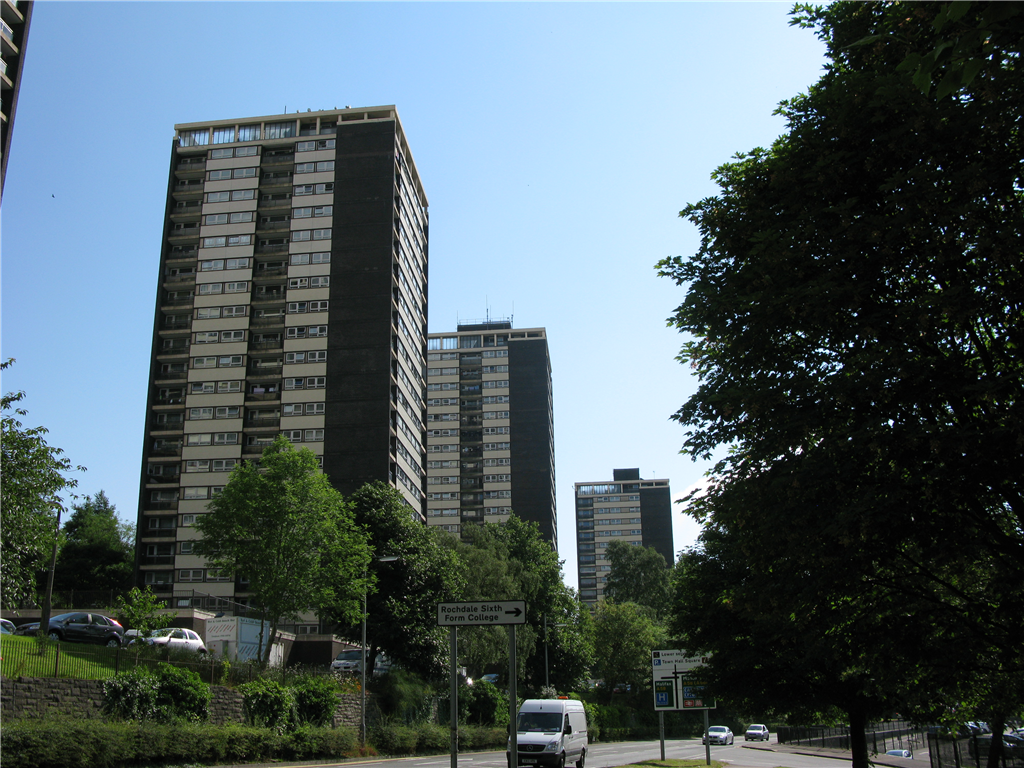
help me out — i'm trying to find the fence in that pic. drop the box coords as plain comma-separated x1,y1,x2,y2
928,733,1024,768
0,635,355,689
777,721,925,755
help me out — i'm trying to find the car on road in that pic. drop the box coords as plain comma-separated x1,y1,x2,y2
745,724,770,741
703,726,734,745
13,612,124,647
131,627,207,653
886,749,912,758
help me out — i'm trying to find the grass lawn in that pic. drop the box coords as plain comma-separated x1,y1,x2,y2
1,633,127,679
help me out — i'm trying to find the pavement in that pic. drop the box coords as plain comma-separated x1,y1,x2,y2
743,741,921,767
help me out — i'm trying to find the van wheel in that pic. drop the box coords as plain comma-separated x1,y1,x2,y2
576,750,586,768
558,754,565,768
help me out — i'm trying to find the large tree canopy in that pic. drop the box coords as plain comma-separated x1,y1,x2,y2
603,540,673,620
194,436,370,665
658,3,1023,765
343,481,466,680
53,491,134,595
1,360,84,609
458,517,594,694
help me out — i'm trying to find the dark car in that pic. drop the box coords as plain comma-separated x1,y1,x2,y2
968,734,1024,759
13,612,125,647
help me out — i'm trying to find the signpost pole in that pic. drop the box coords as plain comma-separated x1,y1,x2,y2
704,709,710,766
435,599,526,768
450,626,458,768
659,711,665,760
509,624,517,768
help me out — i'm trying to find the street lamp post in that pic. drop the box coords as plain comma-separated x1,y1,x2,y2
361,555,398,748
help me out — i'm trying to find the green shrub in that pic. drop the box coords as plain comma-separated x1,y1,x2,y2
373,668,434,723
371,720,420,754
416,721,449,752
460,724,507,750
466,678,509,727
292,673,339,727
155,662,211,721
239,675,293,730
103,667,159,721
283,723,359,759
581,700,600,742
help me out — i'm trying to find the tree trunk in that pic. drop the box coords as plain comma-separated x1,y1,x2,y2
986,714,1006,768
848,704,870,768
263,618,279,668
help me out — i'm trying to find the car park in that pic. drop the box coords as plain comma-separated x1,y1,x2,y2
745,724,770,741
13,612,124,646
703,726,734,745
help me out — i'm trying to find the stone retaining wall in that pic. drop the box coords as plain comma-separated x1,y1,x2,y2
1,676,363,728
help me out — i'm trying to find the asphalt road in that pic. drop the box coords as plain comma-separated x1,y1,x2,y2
233,737,917,768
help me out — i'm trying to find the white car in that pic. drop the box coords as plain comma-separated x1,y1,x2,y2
331,649,363,672
745,724,770,741
703,726,734,745
137,627,207,653
331,649,390,675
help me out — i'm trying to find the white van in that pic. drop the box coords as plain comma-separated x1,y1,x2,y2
508,698,588,768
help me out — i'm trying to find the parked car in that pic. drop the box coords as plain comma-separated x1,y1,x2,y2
968,734,1024,759
886,749,912,758
132,627,207,653
745,724,770,741
0,618,15,634
331,649,390,674
703,726,734,745
13,612,124,646
481,673,500,685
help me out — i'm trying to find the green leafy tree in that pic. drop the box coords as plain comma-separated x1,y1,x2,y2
115,586,173,636
657,3,1024,766
1,360,84,609
194,436,371,666
603,541,674,619
592,601,667,704
53,491,134,595
458,516,594,694
340,481,466,680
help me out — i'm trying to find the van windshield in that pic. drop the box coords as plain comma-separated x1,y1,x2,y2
517,712,563,732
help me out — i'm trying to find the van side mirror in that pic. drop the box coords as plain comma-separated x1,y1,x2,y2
564,723,572,735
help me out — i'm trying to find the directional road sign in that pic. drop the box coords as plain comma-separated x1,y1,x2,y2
652,650,716,711
437,600,527,626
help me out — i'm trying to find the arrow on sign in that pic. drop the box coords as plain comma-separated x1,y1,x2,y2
505,607,523,618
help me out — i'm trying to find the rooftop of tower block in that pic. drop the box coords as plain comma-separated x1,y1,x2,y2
173,105,427,208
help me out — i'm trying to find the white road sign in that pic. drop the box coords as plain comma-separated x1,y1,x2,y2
652,650,715,710
437,600,527,626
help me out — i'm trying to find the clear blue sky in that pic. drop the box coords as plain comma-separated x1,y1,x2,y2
1,1,825,589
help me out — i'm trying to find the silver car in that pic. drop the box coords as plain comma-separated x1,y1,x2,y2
703,726,734,745
139,627,207,653
745,724,770,741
